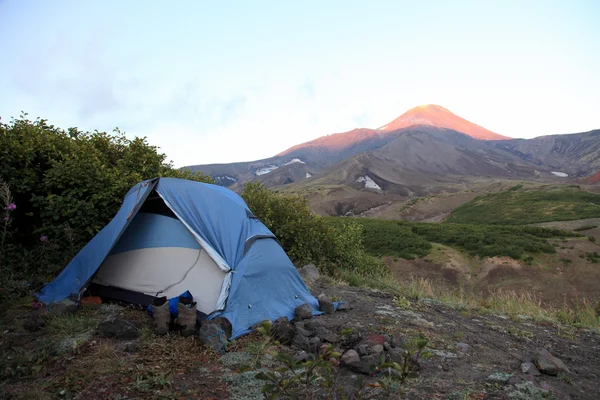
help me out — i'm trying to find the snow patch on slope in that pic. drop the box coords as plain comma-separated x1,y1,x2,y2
356,175,382,190
255,159,306,176
255,165,278,176
284,158,305,166
551,171,569,177
306,172,312,178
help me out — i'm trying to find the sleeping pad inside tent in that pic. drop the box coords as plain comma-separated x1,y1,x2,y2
36,177,321,338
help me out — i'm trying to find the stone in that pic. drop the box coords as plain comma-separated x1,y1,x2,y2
23,313,45,331
341,349,361,369
383,334,391,344
318,293,335,314
308,337,322,354
304,319,324,331
391,336,403,348
387,348,405,365
271,317,295,345
356,344,370,356
298,264,320,283
314,326,338,343
296,326,314,338
340,332,362,349
383,342,392,352
211,317,233,338
533,348,570,376
48,298,79,316
116,340,140,353
292,333,310,351
521,362,541,376
362,334,385,347
336,301,351,311
295,303,313,320
456,342,470,353
370,344,384,355
199,322,229,353
360,353,384,375
98,317,140,339
296,351,314,362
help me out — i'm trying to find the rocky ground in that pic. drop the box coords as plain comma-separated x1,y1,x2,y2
1,272,599,399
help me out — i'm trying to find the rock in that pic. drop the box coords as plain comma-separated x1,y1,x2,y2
383,334,391,344
116,340,140,353
340,332,362,348
384,342,392,352
295,303,313,320
211,317,233,338
370,344,384,355
360,353,384,375
305,319,324,331
292,333,310,351
296,351,314,362
48,298,79,316
341,349,361,369
98,318,140,339
356,344,370,356
533,348,570,375
23,313,45,331
199,322,229,353
308,337,322,354
362,334,385,347
298,264,320,283
521,362,541,376
456,343,470,353
314,326,338,343
336,301,351,311
391,336,403,348
271,317,295,345
318,293,335,314
295,326,314,338
387,348,405,364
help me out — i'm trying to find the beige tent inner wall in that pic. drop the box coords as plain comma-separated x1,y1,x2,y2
93,246,226,315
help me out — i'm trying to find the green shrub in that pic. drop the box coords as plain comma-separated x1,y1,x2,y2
241,182,388,278
0,114,213,281
325,217,577,261
446,187,600,225
589,236,597,243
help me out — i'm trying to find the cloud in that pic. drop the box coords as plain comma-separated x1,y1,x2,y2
10,31,121,122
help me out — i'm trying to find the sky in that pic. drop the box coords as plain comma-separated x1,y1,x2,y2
1,1,599,167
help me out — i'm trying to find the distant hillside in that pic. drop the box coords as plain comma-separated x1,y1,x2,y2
492,129,600,178
445,186,600,225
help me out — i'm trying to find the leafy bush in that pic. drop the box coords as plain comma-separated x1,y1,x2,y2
0,114,213,282
446,187,600,225
241,182,388,278
326,217,579,260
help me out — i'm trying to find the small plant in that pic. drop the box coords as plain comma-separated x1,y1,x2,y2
379,333,432,385
589,236,597,243
255,345,346,399
394,295,412,309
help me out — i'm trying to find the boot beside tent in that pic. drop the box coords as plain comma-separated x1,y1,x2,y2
36,177,320,338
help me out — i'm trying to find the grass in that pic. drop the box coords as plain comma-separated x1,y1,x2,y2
445,186,600,225
574,224,598,232
326,217,579,261
360,275,600,331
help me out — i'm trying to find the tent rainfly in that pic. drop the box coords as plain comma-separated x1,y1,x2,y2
36,177,320,338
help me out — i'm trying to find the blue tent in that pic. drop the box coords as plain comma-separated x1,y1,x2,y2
36,177,320,338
